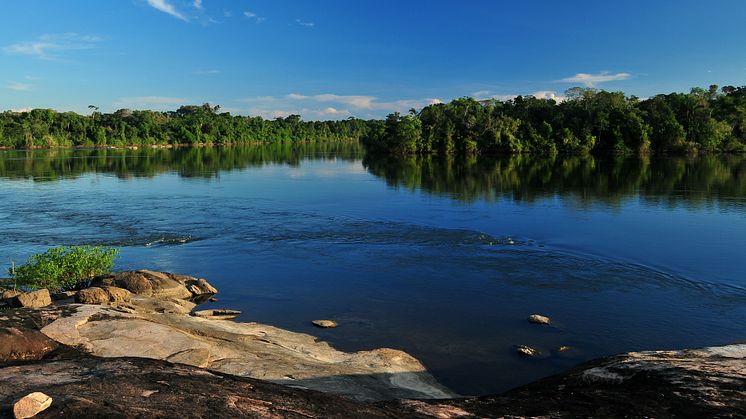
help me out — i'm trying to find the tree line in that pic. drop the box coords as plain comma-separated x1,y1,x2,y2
3,85,746,155
362,85,746,155
0,104,372,148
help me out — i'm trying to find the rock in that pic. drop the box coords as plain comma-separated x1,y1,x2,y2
51,291,76,301
186,278,218,296
103,286,133,303
193,309,241,321
0,357,426,418
75,287,109,304
10,289,51,309
2,289,22,300
527,314,551,325
0,327,59,362
312,320,338,328
558,345,572,353
404,344,746,418
12,392,52,419
40,304,455,401
106,271,216,301
75,286,132,305
516,345,539,357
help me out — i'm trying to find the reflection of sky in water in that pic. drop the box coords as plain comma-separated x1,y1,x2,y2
0,149,745,396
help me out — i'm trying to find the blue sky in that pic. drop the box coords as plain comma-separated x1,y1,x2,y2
1,0,745,119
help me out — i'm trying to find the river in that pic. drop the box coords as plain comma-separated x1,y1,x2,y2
1,144,744,396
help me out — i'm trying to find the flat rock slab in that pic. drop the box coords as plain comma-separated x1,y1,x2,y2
193,309,241,321
312,320,338,328
0,357,431,418
41,304,456,401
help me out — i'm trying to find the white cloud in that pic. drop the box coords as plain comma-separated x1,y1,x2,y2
5,82,32,91
146,0,188,21
194,69,221,75
114,96,190,110
559,72,631,87
193,0,202,9
295,19,315,27
237,93,443,120
3,33,102,60
472,90,565,103
243,11,265,23
11,108,32,113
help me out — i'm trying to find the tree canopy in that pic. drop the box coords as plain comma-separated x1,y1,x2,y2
363,85,746,155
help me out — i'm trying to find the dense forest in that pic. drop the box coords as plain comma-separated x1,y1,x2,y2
363,85,746,155
2,85,746,155
0,104,371,148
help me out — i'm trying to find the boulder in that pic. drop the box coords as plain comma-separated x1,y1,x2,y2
516,345,539,357
75,286,132,305
0,327,58,363
9,289,51,309
527,314,551,325
13,392,52,419
105,271,216,301
1,289,22,300
312,320,338,328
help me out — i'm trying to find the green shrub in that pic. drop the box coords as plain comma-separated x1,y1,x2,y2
10,246,119,291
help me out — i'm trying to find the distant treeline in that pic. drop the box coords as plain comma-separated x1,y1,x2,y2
362,85,746,155
3,85,746,155
0,104,371,148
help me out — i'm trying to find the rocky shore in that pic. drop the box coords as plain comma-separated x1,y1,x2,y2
1,270,744,418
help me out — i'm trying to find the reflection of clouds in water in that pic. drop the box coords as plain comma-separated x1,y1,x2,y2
288,161,368,178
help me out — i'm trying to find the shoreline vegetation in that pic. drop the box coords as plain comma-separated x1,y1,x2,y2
3,85,746,156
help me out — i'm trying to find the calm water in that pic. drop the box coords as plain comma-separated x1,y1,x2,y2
1,144,745,396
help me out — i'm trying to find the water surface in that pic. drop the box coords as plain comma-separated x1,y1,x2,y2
1,145,744,396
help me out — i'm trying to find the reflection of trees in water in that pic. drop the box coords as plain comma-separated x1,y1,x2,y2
0,142,363,181
362,153,746,209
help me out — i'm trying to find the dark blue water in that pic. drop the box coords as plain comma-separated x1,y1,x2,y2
1,146,745,396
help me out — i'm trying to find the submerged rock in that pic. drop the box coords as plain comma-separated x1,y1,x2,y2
13,392,52,419
527,314,551,325
312,319,338,328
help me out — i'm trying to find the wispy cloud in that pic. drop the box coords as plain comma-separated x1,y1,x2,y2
243,11,266,23
3,33,102,60
114,96,190,110
295,19,315,27
238,93,443,119
473,90,566,102
558,71,631,87
146,0,188,21
192,0,202,10
5,82,32,91
194,69,221,75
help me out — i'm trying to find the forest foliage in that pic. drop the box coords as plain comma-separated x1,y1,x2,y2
363,85,746,155
2,85,746,155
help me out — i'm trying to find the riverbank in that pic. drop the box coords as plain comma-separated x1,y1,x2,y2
1,270,744,417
